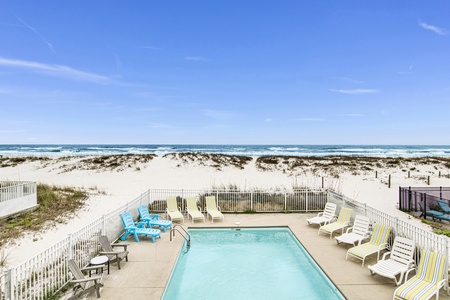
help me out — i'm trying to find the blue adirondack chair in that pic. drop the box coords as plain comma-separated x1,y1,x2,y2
120,211,161,242
138,205,173,233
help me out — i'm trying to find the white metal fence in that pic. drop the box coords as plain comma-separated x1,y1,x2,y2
327,190,449,288
0,182,37,218
147,189,327,213
0,188,449,299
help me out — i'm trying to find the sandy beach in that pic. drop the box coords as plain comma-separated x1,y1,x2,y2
2,154,450,267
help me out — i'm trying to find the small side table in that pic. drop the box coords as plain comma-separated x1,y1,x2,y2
90,255,110,275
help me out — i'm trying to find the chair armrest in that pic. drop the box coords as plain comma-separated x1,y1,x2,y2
380,251,391,261
135,222,147,228
99,251,119,256
198,205,203,212
111,243,129,251
378,243,389,250
149,214,160,220
81,264,106,272
317,212,324,217
404,268,417,282
218,206,221,211
345,227,353,234
71,276,102,283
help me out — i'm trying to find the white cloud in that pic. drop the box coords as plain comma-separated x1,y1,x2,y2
15,15,55,54
265,118,274,122
0,57,119,85
329,88,379,94
418,21,448,35
185,56,210,62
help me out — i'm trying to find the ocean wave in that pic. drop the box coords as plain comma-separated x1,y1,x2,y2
1,144,450,157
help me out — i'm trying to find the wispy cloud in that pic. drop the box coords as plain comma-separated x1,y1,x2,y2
0,57,121,85
14,15,55,53
398,65,414,75
185,56,210,62
294,118,324,121
202,109,234,120
418,21,448,35
329,88,379,95
265,118,274,122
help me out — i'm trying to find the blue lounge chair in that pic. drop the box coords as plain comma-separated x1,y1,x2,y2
120,211,161,242
437,199,450,214
138,205,172,232
418,201,447,222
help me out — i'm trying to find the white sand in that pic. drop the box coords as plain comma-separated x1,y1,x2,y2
1,155,450,267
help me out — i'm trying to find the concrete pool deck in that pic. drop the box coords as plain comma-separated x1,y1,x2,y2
80,213,450,300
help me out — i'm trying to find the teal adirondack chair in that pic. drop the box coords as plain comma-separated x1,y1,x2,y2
120,211,161,242
138,205,172,233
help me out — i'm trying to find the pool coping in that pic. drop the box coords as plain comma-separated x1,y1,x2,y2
79,213,450,300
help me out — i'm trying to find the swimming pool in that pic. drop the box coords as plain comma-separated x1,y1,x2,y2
162,227,345,299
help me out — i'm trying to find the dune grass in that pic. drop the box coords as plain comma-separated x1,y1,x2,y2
0,184,89,247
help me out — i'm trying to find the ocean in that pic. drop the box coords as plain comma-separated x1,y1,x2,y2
1,144,450,157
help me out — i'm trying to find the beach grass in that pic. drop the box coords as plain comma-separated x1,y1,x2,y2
0,184,89,247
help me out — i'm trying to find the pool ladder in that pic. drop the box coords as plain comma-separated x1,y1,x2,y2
169,225,191,251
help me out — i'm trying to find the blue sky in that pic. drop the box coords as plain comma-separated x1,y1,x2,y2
1,1,450,145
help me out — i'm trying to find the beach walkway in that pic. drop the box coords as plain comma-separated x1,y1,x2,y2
76,213,450,300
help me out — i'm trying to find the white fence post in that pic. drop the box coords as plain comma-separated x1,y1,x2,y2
8,268,14,300
306,189,309,212
102,214,106,236
68,234,73,260
250,190,253,211
284,193,287,211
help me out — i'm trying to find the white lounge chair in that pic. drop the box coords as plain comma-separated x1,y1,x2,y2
335,215,371,246
393,249,447,300
346,223,391,267
318,207,353,239
368,236,416,286
205,196,224,223
186,196,205,223
166,197,184,223
306,202,337,226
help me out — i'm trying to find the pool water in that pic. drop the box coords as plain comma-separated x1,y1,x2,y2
162,228,345,300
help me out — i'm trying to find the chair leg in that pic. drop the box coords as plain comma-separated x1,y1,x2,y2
94,279,101,298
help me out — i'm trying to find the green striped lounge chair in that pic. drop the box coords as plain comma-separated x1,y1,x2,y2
346,223,391,267
393,249,447,300
318,207,353,239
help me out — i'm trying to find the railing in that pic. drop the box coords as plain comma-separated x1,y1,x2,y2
399,186,450,212
1,188,449,299
0,182,37,218
147,189,328,213
328,190,449,287
1,189,150,300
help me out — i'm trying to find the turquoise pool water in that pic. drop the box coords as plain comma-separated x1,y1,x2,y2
162,228,345,300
